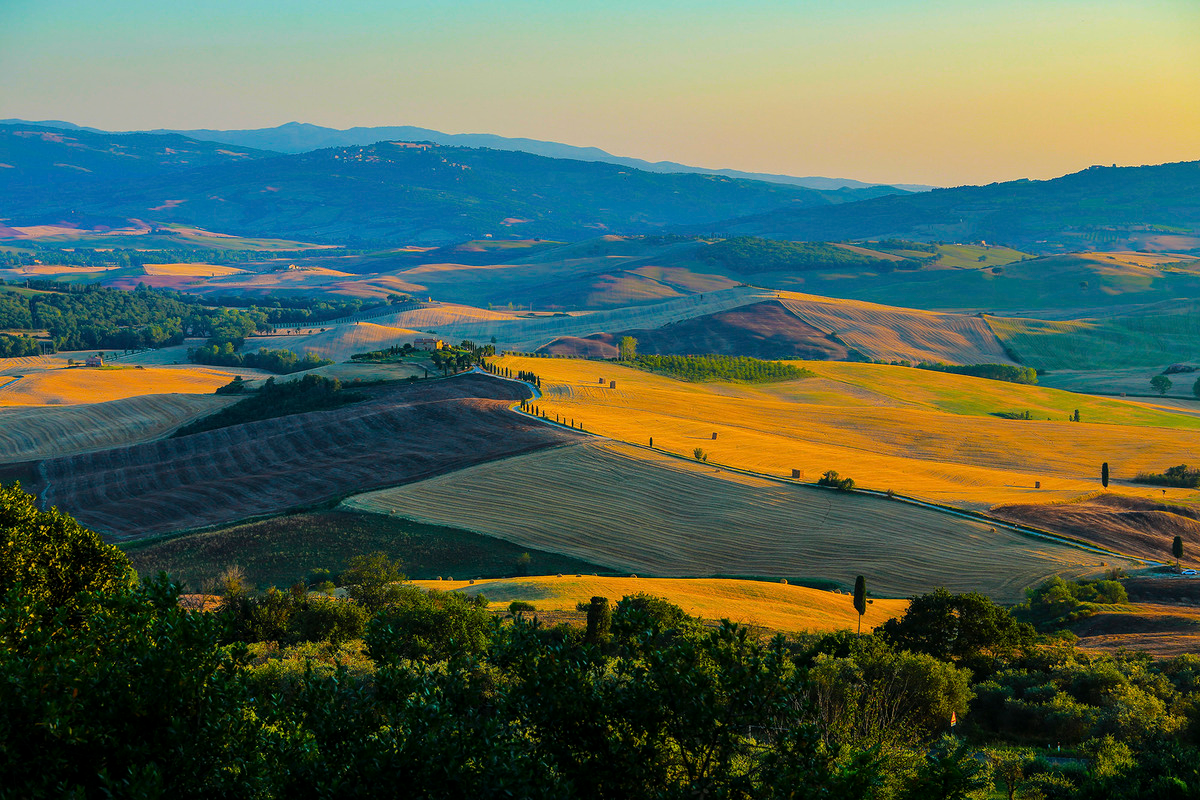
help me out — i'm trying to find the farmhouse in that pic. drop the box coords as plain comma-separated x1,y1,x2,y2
85,354,104,367
414,337,444,351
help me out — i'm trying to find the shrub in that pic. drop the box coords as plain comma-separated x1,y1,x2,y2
509,600,536,614
817,470,855,491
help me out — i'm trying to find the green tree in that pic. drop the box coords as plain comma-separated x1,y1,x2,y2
0,483,134,610
1173,535,1184,562
900,736,993,800
881,587,1034,670
1102,461,1110,488
1193,376,1200,399
1151,374,1172,396
618,335,638,361
853,575,867,634
342,551,405,612
585,595,612,645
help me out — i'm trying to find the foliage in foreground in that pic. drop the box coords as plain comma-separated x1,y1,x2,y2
7,484,1200,798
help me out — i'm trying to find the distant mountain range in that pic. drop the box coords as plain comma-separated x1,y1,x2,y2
0,119,933,192
696,161,1200,253
0,123,898,244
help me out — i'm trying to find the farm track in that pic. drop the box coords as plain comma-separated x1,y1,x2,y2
42,374,577,539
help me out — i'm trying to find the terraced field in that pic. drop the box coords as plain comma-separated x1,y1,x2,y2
413,575,908,634
0,393,237,463
347,442,1138,601
42,374,574,539
494,355,1200,511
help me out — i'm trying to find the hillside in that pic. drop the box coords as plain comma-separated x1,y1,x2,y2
0,127,876,245
702,161,1200,253
40,374,576,538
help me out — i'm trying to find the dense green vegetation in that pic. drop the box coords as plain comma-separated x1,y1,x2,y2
173,375,364,437
7,487,1200,798
912,361,1039,385
1134,464,1200,489
188,342,332,373
697,236,909,274
630,353,815,383
0,333,41,357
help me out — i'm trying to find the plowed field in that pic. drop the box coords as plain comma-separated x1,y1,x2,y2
42,374,577,539
347,442,1137,601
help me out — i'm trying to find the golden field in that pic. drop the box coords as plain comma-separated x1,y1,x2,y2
411,575,908,634
346,441,1142,602
0,363,242,406
494,355,1200,511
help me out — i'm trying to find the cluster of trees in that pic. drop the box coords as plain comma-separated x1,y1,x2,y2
0,333,41,357
818,470,856,491
630,353,815,383
188,342,332,374
351,343,415,361
698,236,912,274
908,361,1039,385
429,341,495,375
10,486,1200,797
174,375,366,437
0,246,355,269
1134,464,1200,489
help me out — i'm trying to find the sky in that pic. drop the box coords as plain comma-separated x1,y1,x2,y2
1,0,1198,187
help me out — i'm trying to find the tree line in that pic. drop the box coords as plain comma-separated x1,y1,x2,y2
629,353,816,383
173,374,366,437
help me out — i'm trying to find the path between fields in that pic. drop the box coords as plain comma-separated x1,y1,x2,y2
476,368,1164,568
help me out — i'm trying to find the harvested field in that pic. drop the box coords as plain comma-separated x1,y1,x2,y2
412,575,908,635
1070,602,1200,657
776,291,1014,365
538,300,849,361
123,510,609,590
992,494,1200,567
0,364,239,406
345,441,1138,602
42,374,577,539
497,355,1200,510
0,393,236,463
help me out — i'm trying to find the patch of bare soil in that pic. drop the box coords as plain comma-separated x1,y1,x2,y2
991,493,1200,565
42,374,578,540
538,300,848,360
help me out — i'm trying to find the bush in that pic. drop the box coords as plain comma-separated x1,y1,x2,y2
509,600,536,614
1134,464,1200,489
817,470,855,491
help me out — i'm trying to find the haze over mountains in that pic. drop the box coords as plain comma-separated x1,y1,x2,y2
0,120,1197,252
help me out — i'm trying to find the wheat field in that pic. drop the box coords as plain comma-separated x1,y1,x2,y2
412,575,908,634
0,364,241,406
493,356,1200,510
347,441,1140,601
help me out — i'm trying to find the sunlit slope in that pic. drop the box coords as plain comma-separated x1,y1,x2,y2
495,356,1200,509
348,442,1138,602
412,575,908,634
0,364,240,406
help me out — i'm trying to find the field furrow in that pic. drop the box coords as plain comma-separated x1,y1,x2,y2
344,441,1139,601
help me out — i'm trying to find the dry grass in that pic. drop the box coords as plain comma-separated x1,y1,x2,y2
250,321,424,363
347,441,1139,602
0,394,236,463
776,290,1014,364
494,355,1200,511
0,364,240,406
411,575,908,634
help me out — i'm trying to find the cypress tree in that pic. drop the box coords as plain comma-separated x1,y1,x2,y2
1101,462,1110,488
853,575,867,634
1173,535,1184,562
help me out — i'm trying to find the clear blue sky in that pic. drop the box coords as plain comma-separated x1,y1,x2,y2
2,0,1197,186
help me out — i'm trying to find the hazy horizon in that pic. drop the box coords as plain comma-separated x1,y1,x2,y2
2,0,1197,187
